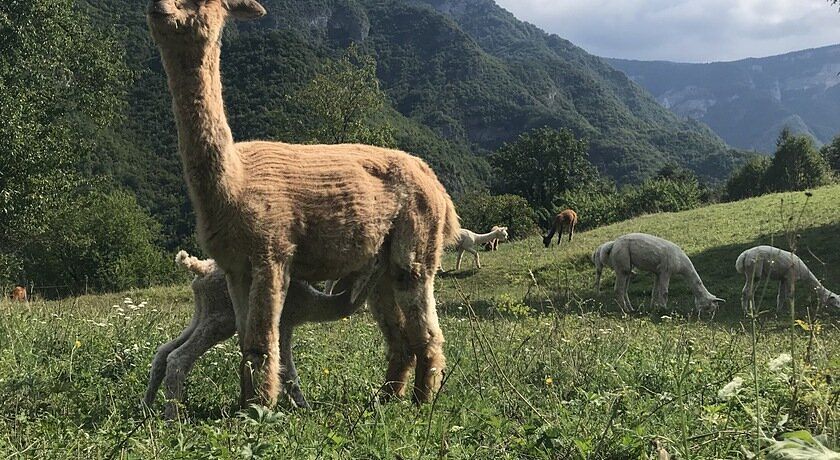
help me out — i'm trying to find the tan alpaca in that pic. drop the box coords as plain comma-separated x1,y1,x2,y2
543,209,578,247
147,0,459,406
145,251,384,418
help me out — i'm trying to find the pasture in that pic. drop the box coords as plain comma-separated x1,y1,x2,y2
1,186,839,458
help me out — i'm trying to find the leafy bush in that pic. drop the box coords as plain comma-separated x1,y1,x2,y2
725,156,771,201
763,130,833,193
556,178,703,231
21,190,179,297
455,192,539,240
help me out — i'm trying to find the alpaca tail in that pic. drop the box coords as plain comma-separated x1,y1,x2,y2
175,250,217,277
735,251,747,274
442,194,461,245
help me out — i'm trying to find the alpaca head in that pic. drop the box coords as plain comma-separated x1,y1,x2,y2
695,295,725,314
147,0,265,48
824,292,840,309
492,226,509,241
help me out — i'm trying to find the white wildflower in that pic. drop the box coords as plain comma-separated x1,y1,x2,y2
768,353,792,373
718,376,744,400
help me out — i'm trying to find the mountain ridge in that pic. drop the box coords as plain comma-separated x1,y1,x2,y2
606,44,840,153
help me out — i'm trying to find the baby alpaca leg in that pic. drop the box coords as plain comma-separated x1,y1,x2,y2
145,314,199,406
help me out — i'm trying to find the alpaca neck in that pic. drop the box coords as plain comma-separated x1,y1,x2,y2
680,260,713,301
473,231,501,245
158,43,243,206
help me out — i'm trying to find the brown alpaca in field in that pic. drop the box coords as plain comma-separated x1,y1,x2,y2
10,286,27,302
147,0,458,406
543,209,578,247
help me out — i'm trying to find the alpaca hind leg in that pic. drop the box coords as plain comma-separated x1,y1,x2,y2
368,273,414,400
279,322,309,409
741,274,755,316
777,279,791,314
594,268,602,294
557,224,565,245
569,222,575,242
239,260,289,408
145,313,200,406
393,273,445,404
615,271,632,313
162,317,235,419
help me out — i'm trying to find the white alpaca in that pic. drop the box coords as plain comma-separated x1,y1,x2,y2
592,241,614,294
607,233,724,313
736,245,840,314
454,226,509,270
145,251,383,417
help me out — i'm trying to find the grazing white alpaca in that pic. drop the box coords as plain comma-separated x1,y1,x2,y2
455,226,509,270
591,241,614,294
736,245,840,314
145,251,383,417
607,233,724,313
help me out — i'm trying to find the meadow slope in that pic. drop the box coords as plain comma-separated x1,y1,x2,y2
1,187,838,458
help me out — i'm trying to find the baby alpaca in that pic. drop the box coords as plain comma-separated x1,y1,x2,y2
607,233,724,313
455,226,509,270
591,241,614,294
145,251,383,418
736,245,840,314
543,209,578,247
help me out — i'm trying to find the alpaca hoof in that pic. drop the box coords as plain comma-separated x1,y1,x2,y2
285,383,310,409
164,402,180,421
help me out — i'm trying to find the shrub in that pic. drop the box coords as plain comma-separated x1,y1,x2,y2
455,192,539,240
624,178,703,215
763,131,833,193
21,189,179,297
725,156,771,201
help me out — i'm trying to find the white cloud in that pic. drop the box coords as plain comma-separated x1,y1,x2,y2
494,0,839,62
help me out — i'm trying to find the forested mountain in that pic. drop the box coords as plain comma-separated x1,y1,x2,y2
607,45,840,153
82,0,743,247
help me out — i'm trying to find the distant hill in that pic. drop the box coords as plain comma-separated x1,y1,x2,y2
83,0,745,246
606,45,840,153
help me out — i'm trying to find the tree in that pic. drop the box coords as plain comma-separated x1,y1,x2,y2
820,134,840,174
489,127,597,212
455,192,538,240
763,129,832,193
0,0,127,282
288,44,395,147
725,156,771,201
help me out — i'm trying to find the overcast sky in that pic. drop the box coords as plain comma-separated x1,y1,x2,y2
494,0,839,63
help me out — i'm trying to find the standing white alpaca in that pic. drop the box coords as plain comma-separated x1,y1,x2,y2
454,226,509,270
736,245,840,314
591,241,614,294
607,233,724,313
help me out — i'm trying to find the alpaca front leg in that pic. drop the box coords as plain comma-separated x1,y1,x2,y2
240,260,289,408
614,271,633,313
653,273,670,308
394,274,446,404
594,268,602,294
776,279,791,314
467,248,480,269
557,224,565,245
455,250,464,270
569,223,576,242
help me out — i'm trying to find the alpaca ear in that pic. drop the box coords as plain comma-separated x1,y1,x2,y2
224,0,266,20
714,297,726,304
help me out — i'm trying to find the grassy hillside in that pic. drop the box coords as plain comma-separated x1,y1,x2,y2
1,187,838,458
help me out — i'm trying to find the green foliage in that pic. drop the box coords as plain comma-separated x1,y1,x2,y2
820,134,840,174
23,190,176,297
283,44,396,146
0,0,128,280
557,177,703,231
764,130,833,193
455,192,539,240
490,127,596,212
726,156,772,201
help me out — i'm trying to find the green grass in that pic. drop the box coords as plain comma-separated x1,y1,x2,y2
1,187,839,458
